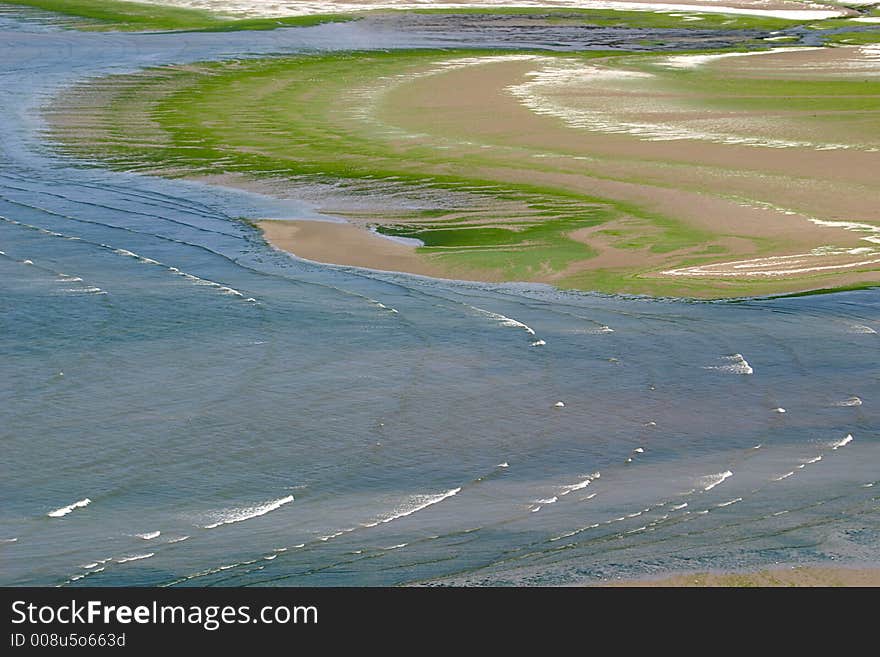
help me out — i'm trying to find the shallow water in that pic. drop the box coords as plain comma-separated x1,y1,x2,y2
0,11,877,586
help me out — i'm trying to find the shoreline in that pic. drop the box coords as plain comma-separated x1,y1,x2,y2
257,217,880,300
596,564,880,587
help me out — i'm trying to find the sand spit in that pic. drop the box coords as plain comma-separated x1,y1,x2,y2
259,219,451,278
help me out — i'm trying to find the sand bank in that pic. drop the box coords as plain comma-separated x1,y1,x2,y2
138,0,852,20
48,45,880,297
259,219,450,278
602,565,880,587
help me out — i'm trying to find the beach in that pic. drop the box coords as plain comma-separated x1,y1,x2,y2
604,566,880,586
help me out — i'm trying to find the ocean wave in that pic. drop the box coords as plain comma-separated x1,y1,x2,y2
362,488,461,528
47,498,91,518
117,553,154,564
318,528,355,541
831,434,853,450
135,531,161,540
167,535,190,544
774,472,795,481
474,307,536,336
702,471,733,491
705,354,753,375
848,324,877,334
202,495,294,529
834,397,862,407
581,325,614,334
559,473,599,496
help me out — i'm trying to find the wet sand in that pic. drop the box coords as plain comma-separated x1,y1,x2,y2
47,40,880,296
259,219,452,278
146,0,853,20
601,566,880,587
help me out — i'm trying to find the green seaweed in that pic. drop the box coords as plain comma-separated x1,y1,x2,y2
0,0,354,31
46,47,880,297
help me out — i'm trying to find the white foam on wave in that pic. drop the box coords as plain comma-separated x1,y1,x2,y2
167,535,190,544
136,531,161,540
550,522,600,542
202,495,294,529
559,473,599,496
848,324,877,334
108,243,253,301
774,472,795,481
81,557,112,569
831,434,853,450
48,498,91,518
803,456,822,465
717,497,743,507
362,487,461,528
578,325,615,335
474,307,536,335
702,470,733,491
61,286,105,295
535,496,558,505
671,502,688,511
705,354,753,375
497,462,509,468
371,300,399,314
530,339,546,347
834,396,862,407
319,528,355,541
117,553,154,564
1,537,18,544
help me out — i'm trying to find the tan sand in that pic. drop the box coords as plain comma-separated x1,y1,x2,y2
259,219,452,278
240,50,880,292
601,566,880,587
149,1,854,20
47,47,880,295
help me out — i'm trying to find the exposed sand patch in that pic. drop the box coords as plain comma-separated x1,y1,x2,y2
602,565,880,586
133,0,852,20
259,219,452,278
